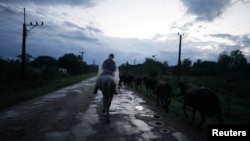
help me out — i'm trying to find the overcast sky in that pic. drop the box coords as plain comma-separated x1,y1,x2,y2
1,0,250,66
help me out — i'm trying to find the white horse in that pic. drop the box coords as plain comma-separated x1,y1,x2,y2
96,65,119,123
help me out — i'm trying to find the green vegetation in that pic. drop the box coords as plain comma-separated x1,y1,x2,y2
0,53,97,110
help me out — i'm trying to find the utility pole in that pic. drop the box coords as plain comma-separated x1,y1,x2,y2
177,32,184,83
21,8,43,79
79,49,86,62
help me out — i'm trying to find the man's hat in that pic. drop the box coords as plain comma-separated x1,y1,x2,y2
109,53,114,58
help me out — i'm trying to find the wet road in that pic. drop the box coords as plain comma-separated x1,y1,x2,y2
0,77,205,141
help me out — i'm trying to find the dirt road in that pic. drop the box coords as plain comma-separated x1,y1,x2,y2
0,77,205,141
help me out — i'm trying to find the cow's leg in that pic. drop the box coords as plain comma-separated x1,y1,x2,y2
156,96,160,106
164,99,169,113
192,109,196,121
197,112,206,128
183,103,189,118
217,113,223,125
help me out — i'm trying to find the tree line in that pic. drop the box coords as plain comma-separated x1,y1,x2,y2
119,49,249,77
1,53,97,81
1,49,249,81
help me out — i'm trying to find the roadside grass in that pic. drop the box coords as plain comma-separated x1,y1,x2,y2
0,73,96,110
138,75,250,130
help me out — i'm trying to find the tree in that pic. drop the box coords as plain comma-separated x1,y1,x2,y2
218,50,247,72
32,56,57,69
32,56,59,79
229,50,247,71
217,51,230,72
193,60,217,76
58,53,84,75
143,58,158,77
17,53,34,62
143,58,167,77
181,58,192,75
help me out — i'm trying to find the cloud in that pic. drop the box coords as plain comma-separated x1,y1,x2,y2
180,0,231,21
7,0,99,7
57,30,99,43
209,33,234,39
209,33,250,47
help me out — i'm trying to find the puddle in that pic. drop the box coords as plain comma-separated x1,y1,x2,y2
153,114,162,119
114,120,141,135
70,104,98,140
149,121,165,127
71,89,82,94
54,111,68,120
89,104,98,108
135,106,144,110
142,131,160,140
1,111,20,119
160,128,171,134
159,126,176,134
172,132,190,141
44,93,66,99
82,107,99,125
44,131,69,141
131,119,152,132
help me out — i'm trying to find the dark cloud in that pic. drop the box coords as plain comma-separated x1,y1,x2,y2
58,30,99,42
180,0,231,21
63,21,103,34
59,21,103,43
209,33,234,39
86,26,103,34
209,33,250,47
3,0,99,7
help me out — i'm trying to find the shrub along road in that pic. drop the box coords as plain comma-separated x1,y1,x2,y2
0,77,205,141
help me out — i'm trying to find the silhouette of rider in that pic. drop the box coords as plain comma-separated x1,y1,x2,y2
93,53,118,94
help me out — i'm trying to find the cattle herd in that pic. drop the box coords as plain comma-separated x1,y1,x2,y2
118,74,224,128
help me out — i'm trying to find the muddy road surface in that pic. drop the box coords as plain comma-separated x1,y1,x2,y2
0,77,206,141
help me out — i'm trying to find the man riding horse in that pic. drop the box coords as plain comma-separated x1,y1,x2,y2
93,53,118,94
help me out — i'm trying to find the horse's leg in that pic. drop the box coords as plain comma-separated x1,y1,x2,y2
102,96,106,113
106,95,113,123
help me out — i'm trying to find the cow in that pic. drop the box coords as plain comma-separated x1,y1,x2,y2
133,76,143,91
154,82,172,112
119,74,134,88
178,82,223,128
143,76,158,95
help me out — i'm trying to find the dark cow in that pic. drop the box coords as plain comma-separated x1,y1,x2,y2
119,74,134,88
178,82,223,128
133,76,143,91
154,82,172,112
143,76,158,95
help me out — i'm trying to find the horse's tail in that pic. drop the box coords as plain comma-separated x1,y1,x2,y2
103,76,116,95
